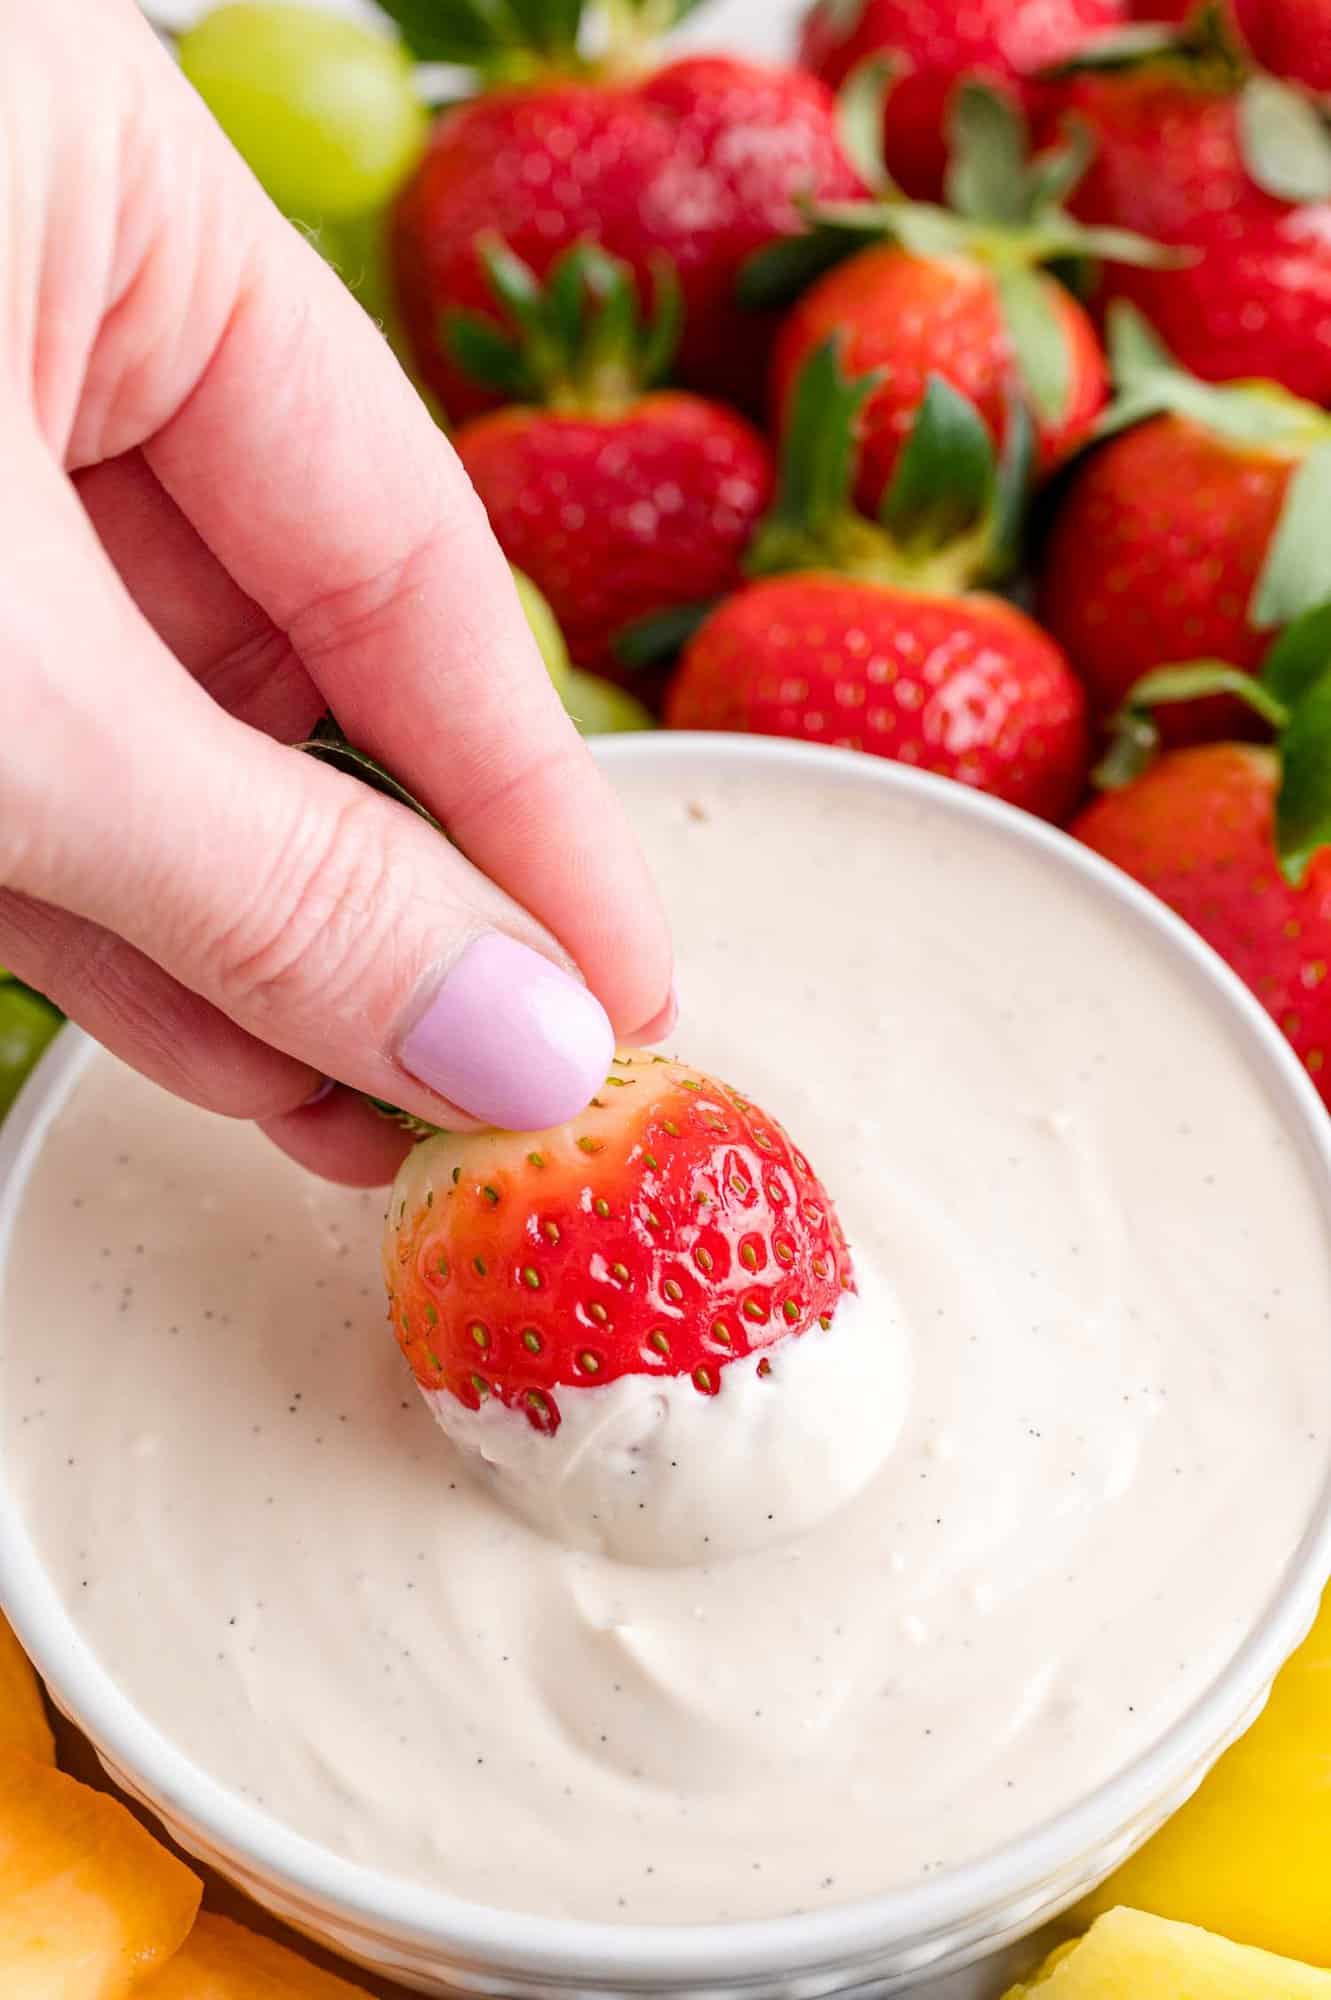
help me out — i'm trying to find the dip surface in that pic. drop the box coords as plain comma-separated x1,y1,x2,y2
3,757,1330,1922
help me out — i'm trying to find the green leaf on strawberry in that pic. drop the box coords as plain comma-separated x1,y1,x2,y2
749,337,1028,591
1252,443,1331,629
880,377,996,547
1238,74,1331,203
1278,669,1331,886
446,236,682,411
834,55,901,197
994,264,1071,423
1097,601,1331,885
295,715,443,830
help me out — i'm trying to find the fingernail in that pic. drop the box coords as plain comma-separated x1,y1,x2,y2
398,934,615,1131
631,982,679,1046
302,1076,338,1107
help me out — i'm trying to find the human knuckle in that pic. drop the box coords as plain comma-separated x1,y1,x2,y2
208,791,402,1024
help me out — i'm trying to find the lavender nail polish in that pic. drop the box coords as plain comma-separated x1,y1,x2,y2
398,934,615,1132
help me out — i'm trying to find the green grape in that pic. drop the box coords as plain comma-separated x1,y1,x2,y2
179,4,426,221
0,985,62,1122
563,668,655,736
511,568,572,696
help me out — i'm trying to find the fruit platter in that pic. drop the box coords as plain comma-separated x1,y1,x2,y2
5,0,1331,1995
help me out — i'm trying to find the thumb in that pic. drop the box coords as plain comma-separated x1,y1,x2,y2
6,463,617,1135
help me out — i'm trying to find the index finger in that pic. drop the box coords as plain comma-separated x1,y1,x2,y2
142,77,672,1040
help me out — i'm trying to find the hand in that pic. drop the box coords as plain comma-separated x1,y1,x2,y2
0,0,673,1185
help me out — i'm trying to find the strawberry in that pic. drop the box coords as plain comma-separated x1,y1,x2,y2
664,340,1090,822
1038,306,1331,742
1072,607,1331,1105
797,0,1126,199
1041,7,1331,399
448,241,773,679
668,575,1089,820
382,1052,853,1432
1234,0,1331,89
748,85,1168,515
385,0,860,421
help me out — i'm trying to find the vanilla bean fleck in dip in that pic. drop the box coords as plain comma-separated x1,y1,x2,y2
3,758,1329,1922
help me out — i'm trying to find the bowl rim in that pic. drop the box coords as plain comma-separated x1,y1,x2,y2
2,733,1330,1982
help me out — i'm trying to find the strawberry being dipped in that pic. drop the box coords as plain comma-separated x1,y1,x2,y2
383,1052,904,1564
666,339,1089,822
450,241,773,680
1039,306,1331,741
748,86,1168,514
797,0,1125,199
1074,608,1331,1104
385,0,860,419
1041,6,1331,399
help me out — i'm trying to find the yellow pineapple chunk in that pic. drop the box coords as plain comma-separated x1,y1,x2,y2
0,1617,54,1764
1079,1589,1331,1962
139,1913,372,1995
1004,1907,1331,1996
0,1749,200,1996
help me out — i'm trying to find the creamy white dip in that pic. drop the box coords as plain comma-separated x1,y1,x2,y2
3,763,1328,1922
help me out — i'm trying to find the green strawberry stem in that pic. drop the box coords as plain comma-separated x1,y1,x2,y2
1096,603,1331,884
747,335,1031,591
446,237,682,412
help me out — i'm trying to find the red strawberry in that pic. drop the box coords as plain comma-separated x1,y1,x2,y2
664,341,1089,822
448,242,773,677
797,0,1125,199
1043,13,1331,399
1234,0,1331,88
771,244,1106,514
1038,306,1331,742
1072,614,1331,1103
667,575,1089,821
747,85,1168,513
1076,746,1331,1101
382,1052,853,1432
390,55,859,421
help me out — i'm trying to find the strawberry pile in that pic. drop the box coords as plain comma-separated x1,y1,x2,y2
182,0,1331,1388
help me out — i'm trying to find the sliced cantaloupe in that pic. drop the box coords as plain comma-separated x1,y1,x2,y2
1004,1906,1331,1996
0,1749,200,1997
1078,1590,1331,1963
0,1617,54,1764
138,1912,372,1996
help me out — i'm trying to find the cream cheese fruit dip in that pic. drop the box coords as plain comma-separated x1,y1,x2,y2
4,754,1331,1925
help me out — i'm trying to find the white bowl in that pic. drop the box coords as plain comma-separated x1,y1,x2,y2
2,736,1330,2000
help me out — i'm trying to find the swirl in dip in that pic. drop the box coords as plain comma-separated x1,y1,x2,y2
2,757,1329,1923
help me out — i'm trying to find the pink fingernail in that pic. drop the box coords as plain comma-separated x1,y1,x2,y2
302,1076,338,1107
398,934,614,1132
